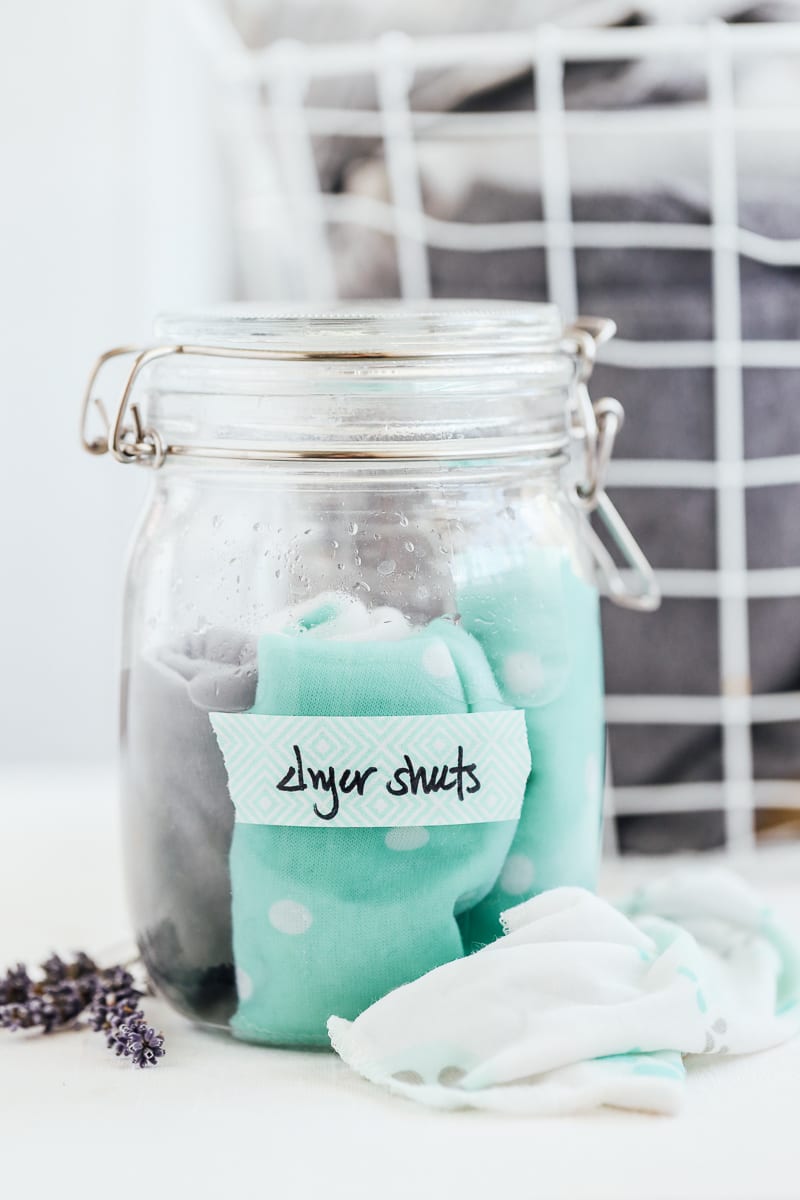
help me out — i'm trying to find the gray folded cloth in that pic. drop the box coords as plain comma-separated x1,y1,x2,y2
123,630,257,1020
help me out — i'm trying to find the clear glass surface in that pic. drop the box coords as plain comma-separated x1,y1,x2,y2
119,305,606,1041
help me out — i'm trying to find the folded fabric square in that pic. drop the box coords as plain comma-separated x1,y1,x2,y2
329,869,800,1115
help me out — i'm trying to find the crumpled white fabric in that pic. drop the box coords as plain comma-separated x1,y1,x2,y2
328,870,800,1116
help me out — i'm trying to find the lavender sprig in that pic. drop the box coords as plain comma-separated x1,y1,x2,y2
107,1014,165,1068
0,959,95,1033
41,952,97,985
0,951,165,1068
89,968,144,1034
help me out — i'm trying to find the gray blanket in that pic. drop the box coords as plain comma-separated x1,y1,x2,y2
427,184,800,851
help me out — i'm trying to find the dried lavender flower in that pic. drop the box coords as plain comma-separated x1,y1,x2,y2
0,1001,37,1031
106,1013,146,1056
16,980,90,1033
40,951,97,985
0,949,165,1068
120,1019,166,1069
0,964,31,1006
89,983,144,1034
97,965,138,993
39,954,69,984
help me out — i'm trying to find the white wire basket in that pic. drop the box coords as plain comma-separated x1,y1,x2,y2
182,3,800,855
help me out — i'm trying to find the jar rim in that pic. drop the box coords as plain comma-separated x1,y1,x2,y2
153,299,563,357
80,301,589,471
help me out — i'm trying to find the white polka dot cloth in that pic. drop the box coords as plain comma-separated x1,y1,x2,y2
329,869,800,1116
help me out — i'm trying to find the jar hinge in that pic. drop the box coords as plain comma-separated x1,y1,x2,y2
563,319,661,613
79,342,573,465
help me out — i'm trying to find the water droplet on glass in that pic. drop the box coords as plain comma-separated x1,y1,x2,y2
354,580,371,593
404,541,414,553
397,512,409,527
377,559,396,576
348,521,358,535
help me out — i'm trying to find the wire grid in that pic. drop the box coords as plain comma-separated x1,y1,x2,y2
185,4,800,853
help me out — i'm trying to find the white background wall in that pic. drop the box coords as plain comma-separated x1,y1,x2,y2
0,0,231,768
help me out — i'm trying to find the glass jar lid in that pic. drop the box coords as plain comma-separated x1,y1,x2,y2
152,300,563,357
82,300,585,468
79,302,661,611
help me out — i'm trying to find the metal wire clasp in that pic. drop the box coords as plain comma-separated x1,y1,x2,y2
80,345,172,466
564,318,661,613
80,322,660,612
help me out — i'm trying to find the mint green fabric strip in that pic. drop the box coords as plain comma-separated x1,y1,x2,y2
229,619,521,1044
457,553,605,950
226,553,604,1045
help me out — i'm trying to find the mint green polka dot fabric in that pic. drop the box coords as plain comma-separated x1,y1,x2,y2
227,553,604,1045
230,619,519,1044
457,550,605,951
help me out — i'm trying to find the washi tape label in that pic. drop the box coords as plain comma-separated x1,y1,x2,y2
210,711,530,827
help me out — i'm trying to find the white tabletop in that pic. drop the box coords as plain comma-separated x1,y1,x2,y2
2,766,799,1200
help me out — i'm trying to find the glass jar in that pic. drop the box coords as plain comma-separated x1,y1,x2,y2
81,301,658,1047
